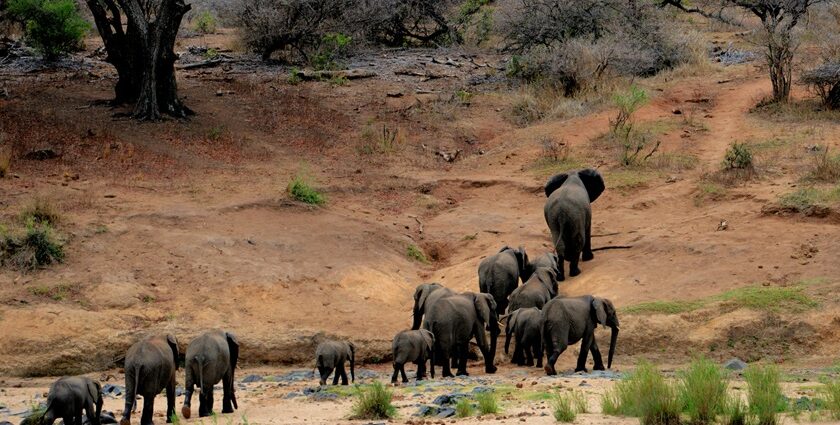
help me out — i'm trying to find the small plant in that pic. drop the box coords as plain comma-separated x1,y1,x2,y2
600,361,681,425
7,0,89,60
328,75,348,86
1,221,65,271
822,379,840,419
23,402,46,425
476,391,499,415
454,89,473,105
722,143,754,170
570,390,588,414
169,412,181,425
611,85,649,136
359,123,403,154
203,48,220,60
744,364,784,425
552,392,577,422
193,11,217,34
20,197,61,226
455,398,475,417
287,173,326,205
724,395,748,425
142,295,155,303
350,381,396,420
808,147,840,182
206,125,225,141
287,68,303,85
406,244,428,263
679,356,729,424
311,32,352,71
541,137,569,163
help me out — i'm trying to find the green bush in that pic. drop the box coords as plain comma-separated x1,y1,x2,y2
406,244,428,263
312,32,352,71
723,395,748,425
821,379,840,419
476,392,499,415
552,393,577,422
600,361,681,425
722,143,753,170
679,356,729,424
455,398,474,417
1,221,64,271
350,381,396,420
287,173,325,205
193,11,217,34
744,364,784,425
7,0,89,60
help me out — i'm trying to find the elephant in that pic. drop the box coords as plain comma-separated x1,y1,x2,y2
181,330,239,419
542,295,619,375
503,307,544,367
507,267,558,313
478,246,532,317
120,334,179,425
391,329,435,384
315,340,355,386
423,292,499,377
411,283,455,331
529,252,559,273
42,376,103,425
543,169,605,280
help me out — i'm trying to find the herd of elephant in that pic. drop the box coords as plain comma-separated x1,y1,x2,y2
34,168,617,425
315,169,620,386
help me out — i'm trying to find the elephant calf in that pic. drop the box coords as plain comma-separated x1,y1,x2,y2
542,296,619,375
182,330,239,419
43,376,103,425
121,334,179,425
391,329,435,385
504,307,544,368
508,267,558,312
315,340,355,386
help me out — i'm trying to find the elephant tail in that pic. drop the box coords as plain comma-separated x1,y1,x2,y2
130,364,141,412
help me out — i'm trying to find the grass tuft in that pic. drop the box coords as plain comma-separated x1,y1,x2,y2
455,398,475,418
350,381,396,420
287,173,326,205
679,356,729,424
552,392,577,422
476,391,500,415
778,186,840,211
20,197,61,226
24,403,46,425
822,378,840,419
623,300,705,315
406,244,429,263
1,221,65,271
723,395,748,425
600,361,681,425
744,364,784,425
718,285,818,313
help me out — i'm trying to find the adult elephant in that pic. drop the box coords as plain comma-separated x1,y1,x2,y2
478,246,532,317
120,334,179,425
42,376,103,425
544,169,605,280
181,330,239,419
542,295,619,375
423,292,499,377
411,283,454,330
508,267,558,312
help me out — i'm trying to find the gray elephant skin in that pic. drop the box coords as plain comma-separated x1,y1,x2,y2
543,169,605,280
411,283,454,331
315,340,355,385
529,252,559,272
504,307,544,367
423,292,499,377
542,295,619,375
120,334,179,425
507,267,558,312
478,246,531,316
181,330,239,419
391,329,435,384
42,376,103,425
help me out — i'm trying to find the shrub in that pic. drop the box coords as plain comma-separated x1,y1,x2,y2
722,143,753,170
311,32,352,70
350,381,396,419
808,148,840,182
0,147,10,178
0,221,64,271
679,356,729,424
406,244,428,263
553,391,586,422
359,123,403,154
23,403,46,425
20,196,61,225
193,10,217,34
476,392,499,415
7,0,89,60
349,0,460,47
455,398,474,417
822,379,840,419
744,364,784,425
287,173,326,205
723,395,748,425
600,361,681,425
801,62,840,109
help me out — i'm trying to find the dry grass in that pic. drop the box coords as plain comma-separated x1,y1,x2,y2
0,146,10,178
806,148,840,183
506,83,606,126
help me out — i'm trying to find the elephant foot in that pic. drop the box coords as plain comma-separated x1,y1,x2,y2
544,366,557,376
569,267,581,277
485,365,497,374
120,419,131,425
222,408,234,414
582,251,594,261
456,370,469,377
594,365,605,371
575,367,589,373
181,406,191,419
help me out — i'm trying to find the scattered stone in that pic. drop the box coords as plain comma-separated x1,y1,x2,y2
723,358,748,371
101,384,124,397
284,392,303,399
416,405,437,417
386,91,404,98
242,374,263,383
436,407,456,418
471,386,493,394
515,383,523,388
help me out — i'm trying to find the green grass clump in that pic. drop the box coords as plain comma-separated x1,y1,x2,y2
722,142,754,170
406,244,428,263
350,381,396,420
723,395,748,425
287,174,326,205
744,364,784,425
1,222,64,271
552,392,577,422
476,392,500,415
192,10,216,34
679,356,729,424
779,186,840,211
455,398,475,417
600,361,681,425
24,403,46,425
28,283,74,301
718,285,818,313
624,300,705,315
821,379,840,419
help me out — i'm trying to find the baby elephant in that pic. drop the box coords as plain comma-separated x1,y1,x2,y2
43,376,103,425
182,330,240,419
315,340,355,386
504,307,544,367
391,329,435,385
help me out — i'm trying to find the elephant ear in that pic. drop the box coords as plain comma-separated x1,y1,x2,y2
578,168,605,202
421,329,435,351
226,332,240,371
507,309,519,331
545,173,570,197
166,334,179,370
416,284,434,312
498,245,512,254
514,246,528,274
592,297,608,326
473,294,492,325
86,380,101,403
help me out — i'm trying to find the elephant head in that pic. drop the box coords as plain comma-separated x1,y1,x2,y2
469,292,499,373
591,297,619,369
165,334,180,370
544,168,605,202
225,332,240,409
412,283,442,330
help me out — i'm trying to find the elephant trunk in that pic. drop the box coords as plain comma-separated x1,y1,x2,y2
411,308,422,330
608,326,619,369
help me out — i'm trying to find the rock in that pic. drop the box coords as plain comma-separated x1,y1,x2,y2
672,109,682,115
283,392,303,399
311,392,338,401
436,407,456,418
723,358,748,370
101,384,124,397
241,374,263,383
416,405,438,417
22,149,58,161
471,386,493,394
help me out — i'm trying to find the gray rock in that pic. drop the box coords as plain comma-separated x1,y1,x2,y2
723,358,748,371
472,386,494,394
283,392,303,399
241,374,263,383
415,405,437,417
437,407,456,418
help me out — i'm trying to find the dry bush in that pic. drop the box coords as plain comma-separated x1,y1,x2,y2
807,147,840,182
347,0,462,47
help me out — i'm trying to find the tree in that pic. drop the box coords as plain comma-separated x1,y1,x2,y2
661,0,827,103
85,0,192,119
6,0,89,60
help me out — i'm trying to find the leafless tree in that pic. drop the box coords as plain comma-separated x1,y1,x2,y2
349,0,460,46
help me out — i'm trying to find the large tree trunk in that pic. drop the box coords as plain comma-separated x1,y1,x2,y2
86,0,191,120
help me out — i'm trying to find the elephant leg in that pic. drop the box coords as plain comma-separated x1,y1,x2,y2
339,364,349,386
222,372,235,413
582,214,594,261
590,339,605,371
140,395,154,425
75,412,83,425
544,341,567,376
331,366,340,385
512,339,524,365
455,342,470,376
525,342,534,366
85,399,98,425
318,367,330,386
569,254,581,277
63,417,74,425
576,334,593,373
205,386,215,416
417,358,426,381
441,352,453,378
120,375,136,425
400,363,409,383
391,364,400,384
556,254,566,281
535,339,543,368
165,381,175,424
182,380,193,419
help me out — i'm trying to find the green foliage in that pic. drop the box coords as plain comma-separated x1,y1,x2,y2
455,89,473,105
193,11,217,34
312,32,352,71
779,186,840,211
722,143,754,170
600,361,681,425
7,0,89,60
476,392,500,415
744,364,784,425
287,173,326,205
552,393,577,422
406,244,428,263
287,67,303,85
723,395,748,425
624,300,704,315
1,221,64,271
719,285,818,313
359,123,402,154
609,86,657,166
350,381,396,420
28,283,74,301
24,403,46,425
455,398,475,417
679,356,729,424
169,413,181,425
20,197,61,225
822,379,840,419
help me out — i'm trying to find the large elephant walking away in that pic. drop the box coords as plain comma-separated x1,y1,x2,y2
42,376,103,425
478,246,532,317
391,329,435,384
542,296,619,375
411,283,455,330
544,169,605,280
315,340,355,385
182,330,239,419
120,334,180,425
424,292,499,377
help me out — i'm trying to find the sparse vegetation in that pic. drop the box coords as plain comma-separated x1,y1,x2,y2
552,392,577,422
350,381,396,420
723,395,748,425
359,123,403,154
7,0,89,60
600,361,681,424
193,10,217,34
822,378,840,419
744,364,784,425
287,173,326,205
807,148,840,183
1,221,65,271
779,186,840,211
28,283,75,301
20,197,61,226
722,143,754,170
406,244,428,264
476,391,500,415
455,398,475,417
23,403,46,425
624,283,818,315
624,300,705,315
679,356,729,424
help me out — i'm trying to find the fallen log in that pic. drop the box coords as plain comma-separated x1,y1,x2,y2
298,69,377,80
